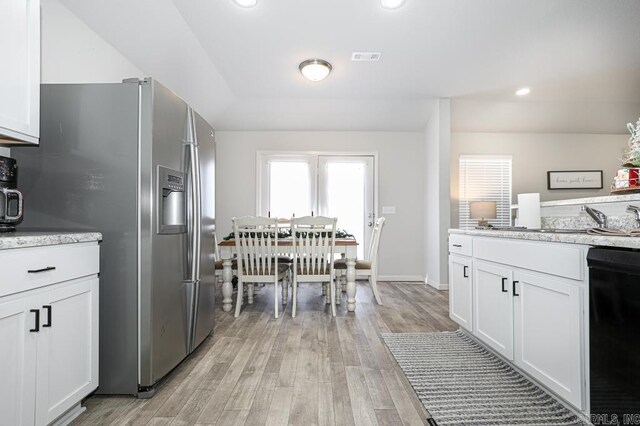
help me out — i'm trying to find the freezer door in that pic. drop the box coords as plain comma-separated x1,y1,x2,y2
191,110,216,350
138,80,190,388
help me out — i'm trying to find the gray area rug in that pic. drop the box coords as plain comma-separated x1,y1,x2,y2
381,330,586,425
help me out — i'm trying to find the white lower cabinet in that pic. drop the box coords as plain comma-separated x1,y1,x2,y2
0,295,38,426
473,260,514,360
0,242,99,426
449,235,587,412
448,254,473,330
36,278,99,425
513,271,583,408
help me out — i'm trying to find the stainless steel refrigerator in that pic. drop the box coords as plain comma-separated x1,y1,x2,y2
12,78,216,397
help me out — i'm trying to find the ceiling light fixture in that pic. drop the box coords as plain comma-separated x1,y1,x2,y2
299,59,332,82
381,0,406,9
232,0,257,8
516,87,531,96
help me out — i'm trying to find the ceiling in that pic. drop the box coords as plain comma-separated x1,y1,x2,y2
60,0,640,131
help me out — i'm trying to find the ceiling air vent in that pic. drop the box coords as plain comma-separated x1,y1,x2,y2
351,52,381,62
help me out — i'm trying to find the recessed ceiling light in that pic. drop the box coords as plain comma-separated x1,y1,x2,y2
516,87,531,96
232,0,257,8
381,0,406,9
299,59,332,82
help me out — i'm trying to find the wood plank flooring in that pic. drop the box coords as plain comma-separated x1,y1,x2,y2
72,281,457,426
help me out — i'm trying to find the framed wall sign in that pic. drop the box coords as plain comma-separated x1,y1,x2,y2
547,170,603,190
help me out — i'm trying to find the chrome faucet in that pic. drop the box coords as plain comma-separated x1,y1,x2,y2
627,205,640,227
582,205,608,228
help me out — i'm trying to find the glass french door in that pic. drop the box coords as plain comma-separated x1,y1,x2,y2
259,153,375,259
318,156,374,259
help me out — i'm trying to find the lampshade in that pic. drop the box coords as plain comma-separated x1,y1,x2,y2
469,201,497,220
299,59,332,82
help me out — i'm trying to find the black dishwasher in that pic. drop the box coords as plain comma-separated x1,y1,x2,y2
588,247,640,425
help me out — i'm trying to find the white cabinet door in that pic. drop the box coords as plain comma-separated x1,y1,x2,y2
473,260,514,360
449,254,473,330
0,295,38,426
513,271,583,409
0,0,40,144
35,278,99,425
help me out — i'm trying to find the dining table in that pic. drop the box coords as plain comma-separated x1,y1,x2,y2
218,238,359,312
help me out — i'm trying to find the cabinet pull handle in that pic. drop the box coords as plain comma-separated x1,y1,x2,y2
513,280,520,296
452,244,462,248
42,305,52,328
30,309,40,332
28,266,56,274
501,277,508,292
463,266,468,278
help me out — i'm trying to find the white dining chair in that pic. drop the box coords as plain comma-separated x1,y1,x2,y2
232,216,290,318
291,216,338,318
334,217,386,305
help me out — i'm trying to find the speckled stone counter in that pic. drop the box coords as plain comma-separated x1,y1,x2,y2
0,232,102,250
450,228,640,250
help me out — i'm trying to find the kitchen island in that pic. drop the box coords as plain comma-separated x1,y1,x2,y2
448,228,596,416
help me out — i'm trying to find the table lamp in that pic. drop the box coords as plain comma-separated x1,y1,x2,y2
470,201,497,228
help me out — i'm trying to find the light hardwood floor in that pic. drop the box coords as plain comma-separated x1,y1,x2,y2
72,281,457,426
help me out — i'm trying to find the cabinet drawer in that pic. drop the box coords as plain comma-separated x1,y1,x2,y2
449,234,472,256
472,237,585,281
0,243,99,297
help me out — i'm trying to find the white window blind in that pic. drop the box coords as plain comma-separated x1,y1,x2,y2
459,155,512,229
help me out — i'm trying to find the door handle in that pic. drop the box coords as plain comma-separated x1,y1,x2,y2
28,266,56,274
368,222,373,227
501,277,508,292
452,244,462,248
513,280,520,296
42,305,52,327
463,266,468,278
30,309,40,332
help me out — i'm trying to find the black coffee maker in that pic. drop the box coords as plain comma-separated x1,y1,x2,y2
0,156,23,232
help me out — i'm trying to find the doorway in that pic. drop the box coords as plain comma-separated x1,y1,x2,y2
258,152,377,259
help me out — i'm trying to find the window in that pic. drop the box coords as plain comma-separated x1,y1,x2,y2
459,155,512,229
258,154,316,218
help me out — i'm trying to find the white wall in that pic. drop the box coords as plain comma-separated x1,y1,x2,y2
41,0,144,83
216,131,425,281
450,132,629,226
423,99,451,290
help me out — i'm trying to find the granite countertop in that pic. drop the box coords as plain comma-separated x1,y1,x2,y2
0,232,103,250
450,228,640,250
540,194,640,207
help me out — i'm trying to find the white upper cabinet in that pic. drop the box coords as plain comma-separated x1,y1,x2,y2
0,0,40,145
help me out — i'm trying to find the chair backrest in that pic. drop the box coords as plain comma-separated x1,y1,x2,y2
232,216,280,277
213,232,221,261
368,217,386,268
291,216,337,276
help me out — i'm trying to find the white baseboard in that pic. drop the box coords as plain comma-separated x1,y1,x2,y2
378,275,424,282
425,277,449,290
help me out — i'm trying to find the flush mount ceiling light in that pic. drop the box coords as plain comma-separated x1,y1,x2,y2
232,0,257,8
516,87,531,96
381,0,406,9
299,59,332,82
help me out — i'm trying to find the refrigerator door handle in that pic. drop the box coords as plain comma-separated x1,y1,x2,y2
186,141,198,284
193,143,202,281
